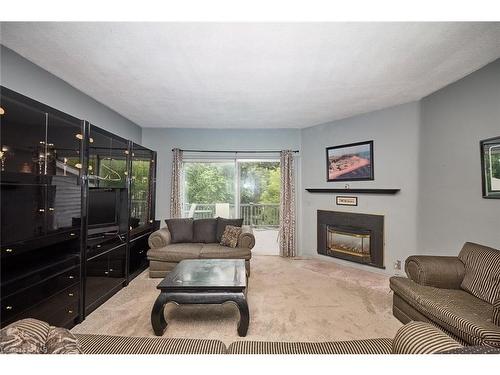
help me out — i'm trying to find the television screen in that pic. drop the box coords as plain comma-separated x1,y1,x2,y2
88,189,117,226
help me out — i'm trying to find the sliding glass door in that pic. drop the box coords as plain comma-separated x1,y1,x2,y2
238,160,280,255
182,157,280,254
238,160,280,226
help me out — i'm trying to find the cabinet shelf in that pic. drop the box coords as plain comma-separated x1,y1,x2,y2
1,229,80,257
1,172,80,185
130,226,153,240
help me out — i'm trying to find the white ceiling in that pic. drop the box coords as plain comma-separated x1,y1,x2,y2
1,22,500,129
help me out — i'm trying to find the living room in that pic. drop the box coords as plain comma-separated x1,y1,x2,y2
1,1,500,372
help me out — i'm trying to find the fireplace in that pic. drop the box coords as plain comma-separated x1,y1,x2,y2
318,210,384,268
327,226,371,262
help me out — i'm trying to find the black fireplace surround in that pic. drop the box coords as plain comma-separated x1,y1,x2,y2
317,210,384,269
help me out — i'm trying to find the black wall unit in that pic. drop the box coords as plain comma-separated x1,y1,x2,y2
0,86,157,328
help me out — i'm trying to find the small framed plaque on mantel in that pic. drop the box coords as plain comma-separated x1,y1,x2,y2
336,196,358,206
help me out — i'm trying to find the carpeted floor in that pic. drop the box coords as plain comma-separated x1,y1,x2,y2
71,256,402,345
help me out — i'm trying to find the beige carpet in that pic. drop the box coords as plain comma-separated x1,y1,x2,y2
71,256,402,345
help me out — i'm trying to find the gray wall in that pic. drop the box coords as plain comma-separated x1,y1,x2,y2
4,41,498,268
300,102,421,274
299,58,500,275
141,127,302,221
0,46,142,143
418,59,500,254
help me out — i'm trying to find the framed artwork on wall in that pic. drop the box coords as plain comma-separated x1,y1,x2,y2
480,136,500,199
326,141,374,182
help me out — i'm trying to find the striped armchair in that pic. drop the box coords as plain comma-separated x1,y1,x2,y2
390,242,500,348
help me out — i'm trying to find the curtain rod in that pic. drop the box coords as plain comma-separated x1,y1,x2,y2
173,149,299,153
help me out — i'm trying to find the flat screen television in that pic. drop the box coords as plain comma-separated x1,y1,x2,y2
88,189,118,227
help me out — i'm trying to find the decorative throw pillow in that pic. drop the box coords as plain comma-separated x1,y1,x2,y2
46,327,83,354
0,326,47,354
165,218,194,243
216,217,243,242
220,225,242,248
0,318,50,354
193,218,218,243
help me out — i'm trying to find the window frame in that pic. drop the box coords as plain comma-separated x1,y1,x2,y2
181,156,280,223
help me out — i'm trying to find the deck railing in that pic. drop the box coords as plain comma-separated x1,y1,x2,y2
131,198,149,224
183,203,279,227
240,203,279,227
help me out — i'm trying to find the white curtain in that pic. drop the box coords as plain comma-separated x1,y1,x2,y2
170,148,183,218
279,150,296,257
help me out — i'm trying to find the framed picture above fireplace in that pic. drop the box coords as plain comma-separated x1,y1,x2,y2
326,140,374,182
480,136,500,199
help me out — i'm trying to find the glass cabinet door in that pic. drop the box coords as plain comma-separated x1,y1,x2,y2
46,112,83,177
88,126,128,190
1,184,47,244
45,177,82,234
0,90,84,245
45,113,83,235
130,144,153,231
87,125,130,236
0,95,47,175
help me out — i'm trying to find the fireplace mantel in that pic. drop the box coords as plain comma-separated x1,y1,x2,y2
306,188,400,194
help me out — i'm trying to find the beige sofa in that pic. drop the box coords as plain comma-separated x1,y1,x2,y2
147,219,255,278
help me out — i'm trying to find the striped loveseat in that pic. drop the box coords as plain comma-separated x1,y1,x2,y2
3,318,489,355
390,242,500,348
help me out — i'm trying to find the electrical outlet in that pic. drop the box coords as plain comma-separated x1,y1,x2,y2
394,260,402,270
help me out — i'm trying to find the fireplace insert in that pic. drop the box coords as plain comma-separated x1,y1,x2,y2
326,226,371,263
317,210,384,269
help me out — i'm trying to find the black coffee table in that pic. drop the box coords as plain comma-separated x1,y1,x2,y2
151,259,249,337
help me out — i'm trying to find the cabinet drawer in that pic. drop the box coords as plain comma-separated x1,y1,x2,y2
85,244,126,310
108,244,126,279
1,267,79,321
1,230,80,260
87,236,126,259
37,285,80,327
1,285,80,328
2,258,80,296
128,234,149,275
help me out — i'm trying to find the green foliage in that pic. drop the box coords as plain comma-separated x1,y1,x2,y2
131,160,151,200
239,162,280,204
184,163,235,204
184,161,280,205
484,148,500,192
131,159,151,223
96,158,128,188
260,168,280,203
492,152,500,179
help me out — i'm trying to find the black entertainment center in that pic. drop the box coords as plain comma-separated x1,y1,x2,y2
0,86,158,328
